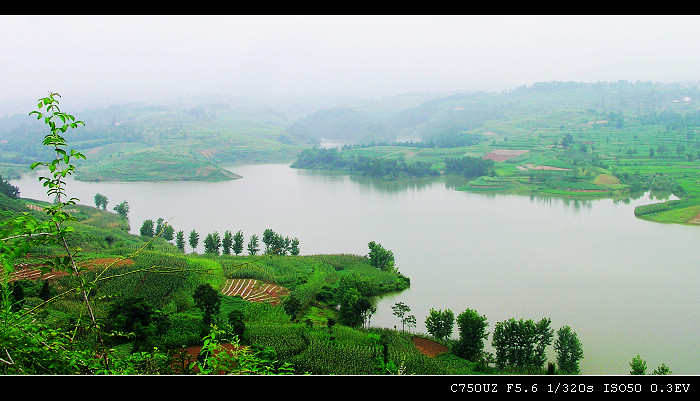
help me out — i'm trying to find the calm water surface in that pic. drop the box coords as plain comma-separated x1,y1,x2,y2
12,164,699,374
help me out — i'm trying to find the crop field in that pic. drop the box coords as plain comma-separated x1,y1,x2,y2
221,278,289,305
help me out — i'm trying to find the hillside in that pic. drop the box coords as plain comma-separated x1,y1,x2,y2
2,86,690,375
287,81,700,225
4,191,467,375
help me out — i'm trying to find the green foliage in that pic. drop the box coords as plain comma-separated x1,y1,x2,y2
453,308,489,361
140,219,155,237
425,308,455,341
653,363,672,375
367,241,395,272
261,228,298,256
221,230,233,254
391,301,416,332
175,230,185,252
232,230,244,255
553,325,584,374
203,231,221,255
492,317,553,371
628,354,672,375
105,296,170,352
188,230,199,252
337,285,373,328
93,193,108,209
0,176,20,199
113,200,129,218
444,156,495,178
629,354,647,375
247,233,259,255
292,147,438,180
193,283,221,325
194,325,294,375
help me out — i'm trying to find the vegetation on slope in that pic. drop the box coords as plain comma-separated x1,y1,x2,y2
289,81,700,225
1,89,688,376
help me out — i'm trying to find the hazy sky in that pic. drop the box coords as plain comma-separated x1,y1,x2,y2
2,15,700,104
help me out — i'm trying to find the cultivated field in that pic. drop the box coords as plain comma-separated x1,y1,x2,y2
221,278,289,305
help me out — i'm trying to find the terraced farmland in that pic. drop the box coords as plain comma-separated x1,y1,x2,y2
8,266,66,282
221,278,289,305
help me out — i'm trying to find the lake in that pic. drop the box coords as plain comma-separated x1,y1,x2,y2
11,163,699,375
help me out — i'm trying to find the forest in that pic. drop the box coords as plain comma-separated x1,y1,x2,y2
1,84,695,376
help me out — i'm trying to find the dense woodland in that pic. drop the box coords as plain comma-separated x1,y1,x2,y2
1,81,696,375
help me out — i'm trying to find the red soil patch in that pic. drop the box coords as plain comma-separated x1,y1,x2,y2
412,337,449,358
81,257,134,268
175,343,247,374
484,149,529,162
690,210,700,225
9,257,133,283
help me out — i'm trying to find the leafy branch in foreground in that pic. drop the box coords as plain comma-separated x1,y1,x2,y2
0,92,103,371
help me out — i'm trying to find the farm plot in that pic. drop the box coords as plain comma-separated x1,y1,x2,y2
8,257,134,283
8,266,65,282
221,278,289,305
484,149,530,162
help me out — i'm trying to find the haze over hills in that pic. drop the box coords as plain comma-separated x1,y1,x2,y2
0,79,699,191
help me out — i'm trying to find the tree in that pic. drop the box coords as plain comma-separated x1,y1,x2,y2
404,314,416,332
39,279,52,301
653,363,672,375
628,355,672,375
338,285,374,328
554,326,584,374
106,296,168,352
0,175,20,198
227,310,246,338
368,241,395,271
193,283,222,326
282,294,302,321
492,317,553,370
189,230,199,253
113,201,129,218
391,302,411,331
262,228,291,255
94,193,108,209
175,230,185,252
247,234,259,255
162,224,174,242
289,237,300,256
629,355,647,375
204,232,222,255
222,230,233,255
140,219,155,237
425,308,454,341
561,133,574,148
453,308,489,361
232,230,244,255
262,229,276,253
155,218,165,236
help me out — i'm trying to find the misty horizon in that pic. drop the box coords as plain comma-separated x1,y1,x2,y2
2,15,700,109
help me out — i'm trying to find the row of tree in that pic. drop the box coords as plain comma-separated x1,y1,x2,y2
393,303,582,374
138,219,300,256
395,303,674,375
